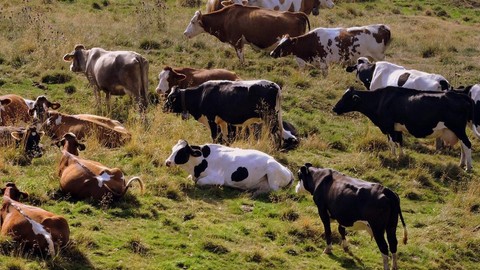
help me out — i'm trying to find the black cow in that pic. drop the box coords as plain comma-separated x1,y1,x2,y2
296,163,407,270
333,86,477,171
163,80,298,148
0,125,44,161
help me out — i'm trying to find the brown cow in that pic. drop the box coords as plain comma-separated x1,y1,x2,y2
0,94,32,126
155,66,240,95
1,182,70,256
57,133,144,200
63,44,149,111
184,5,310,63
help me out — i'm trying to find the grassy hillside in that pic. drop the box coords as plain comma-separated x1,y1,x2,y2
1,0,480,269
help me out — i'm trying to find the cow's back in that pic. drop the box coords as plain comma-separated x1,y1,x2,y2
0,94,30,126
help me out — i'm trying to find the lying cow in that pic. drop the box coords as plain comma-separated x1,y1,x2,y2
270,24,391,74
57,133,144,201
296,163,407,270
220,0,335,16
63,44,149,111
1,182,70,256
165,140,294,196
184,5,310,63
0,94,34,126
156,66,240,95
0,125,44,162
333,87,479,170
163,80,298,149
346,57,450,91
28,95,61,125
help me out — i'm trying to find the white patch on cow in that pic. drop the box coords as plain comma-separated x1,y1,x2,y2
95,172,112,187
23,99,35,110
55,115,62,125
184,11,205,38
157,70,170,94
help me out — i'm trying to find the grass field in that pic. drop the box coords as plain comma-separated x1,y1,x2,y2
1,0,480,269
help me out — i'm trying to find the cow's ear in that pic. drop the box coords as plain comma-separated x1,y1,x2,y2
0,98,12,106
11,131,24,141
78,143,86,151
74,44,85,51
346,65,357,73
305,163,312,168
50,102,61,110
63,53,74,62
300,165,309,175
176,74,187,82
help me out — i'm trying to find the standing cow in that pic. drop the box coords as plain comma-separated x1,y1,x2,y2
184,5,310,63
270,25,391,74
296,163,407,270
165,140,294,196
63,44,149,111
346,57,450,91
163,80,298,149
219,0,335,16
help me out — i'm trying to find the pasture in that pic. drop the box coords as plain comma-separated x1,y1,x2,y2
1,0,480,269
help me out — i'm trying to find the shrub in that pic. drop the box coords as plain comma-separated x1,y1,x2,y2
139,40,161,50
64,85,76,94
41,72,72,84
178,0,201,8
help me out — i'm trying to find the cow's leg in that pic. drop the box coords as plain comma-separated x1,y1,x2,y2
214,116,230,144
386,224,399,270
196,174,223,186
452,127,472,170
93,86,101,107
234,39,245,64
105,91,111,114
371,225,390,270
338,225,349,252
318,207,333,254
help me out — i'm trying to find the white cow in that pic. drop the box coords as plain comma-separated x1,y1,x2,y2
219,0,334,15
346,57,450,91
165,140,294,196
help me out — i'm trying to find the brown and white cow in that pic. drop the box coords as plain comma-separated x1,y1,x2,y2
270,24,391,74
1,182,70,256
156,66,240,95
57,133,144,201
220,0,335,15
0,125,44,161
63,44,149,111
0,94,33,126
184,5,310,63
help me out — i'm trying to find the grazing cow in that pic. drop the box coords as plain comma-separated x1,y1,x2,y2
333,87,479,170
57,133,144,200
270,25,391,73
165,140,294,196
220,0,335,15
163,80,298,148
0,94,32,126
1,182,70,256
0,125,44,160
184,5,310,63
156,66,240,95
296,163,407,270
346,57,450,91
63,44,149,111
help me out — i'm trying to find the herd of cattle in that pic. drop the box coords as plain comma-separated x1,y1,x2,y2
1,1,480,269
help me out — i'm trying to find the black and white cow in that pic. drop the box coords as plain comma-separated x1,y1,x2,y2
296,163,407,270
453,84,480,137
346,57,450,91
163,80,298,149
333,87,479,170
0,125,44,161
165,140,294,196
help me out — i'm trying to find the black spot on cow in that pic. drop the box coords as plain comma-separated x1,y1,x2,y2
398,72,411,87
194,159,208,178
174,147,191,165
231,167,249,182
201,145,211,158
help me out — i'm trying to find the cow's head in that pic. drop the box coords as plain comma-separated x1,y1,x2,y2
184,11,205,39
1,182,29,201
332,87,361,115
163,86,183,114
63,44,88,73
56,132,86,156
320,0,335,9
156,67,187,95
165,140,202,167
270,35,294,58
346,57,375,90
29,96,61,125
296,163,314,194
11,125,45,159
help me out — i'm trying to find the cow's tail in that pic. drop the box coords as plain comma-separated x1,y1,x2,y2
384,188,408,245
302,13,311,31
138,55,149,110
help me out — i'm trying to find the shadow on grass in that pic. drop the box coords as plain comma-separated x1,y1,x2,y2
326,249,366,269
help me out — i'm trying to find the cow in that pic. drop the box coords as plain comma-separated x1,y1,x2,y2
0,94,33,126
346,57,450,91
28,95,61,126
0,125,44,161
155,66,240,95
333,87,479,171
1,182,70,256
453,84,480,138
296,163,407,270
63,44,149,111
56,133,144,201
220,0,335,15
270,24,391,74
184,5,310,63
163,80,298,149
165,140,294,196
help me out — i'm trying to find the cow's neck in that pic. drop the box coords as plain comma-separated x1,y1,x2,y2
291,35,315,60
352,90,385,127
183,89,203,119
201,13,227,42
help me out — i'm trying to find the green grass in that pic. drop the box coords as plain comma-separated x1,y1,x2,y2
1,0,480,269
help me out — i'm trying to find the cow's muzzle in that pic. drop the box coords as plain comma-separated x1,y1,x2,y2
312,8,319,16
